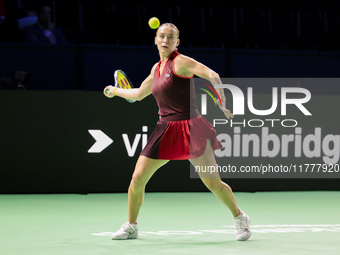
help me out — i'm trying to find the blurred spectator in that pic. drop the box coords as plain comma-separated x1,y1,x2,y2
0,0,38,42
22,2,67,44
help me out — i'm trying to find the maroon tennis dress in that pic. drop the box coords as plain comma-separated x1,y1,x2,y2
140,50,222,160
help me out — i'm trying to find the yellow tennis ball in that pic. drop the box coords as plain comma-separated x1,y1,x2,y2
148,17,160,29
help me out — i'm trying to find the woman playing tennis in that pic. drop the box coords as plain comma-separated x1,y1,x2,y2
103,23,251,241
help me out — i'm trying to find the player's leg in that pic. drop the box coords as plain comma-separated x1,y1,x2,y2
189,140,240,217
128,155,169,223
189,140,251,241
112,155,168,240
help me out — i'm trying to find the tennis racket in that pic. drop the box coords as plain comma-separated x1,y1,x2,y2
105,70,136,103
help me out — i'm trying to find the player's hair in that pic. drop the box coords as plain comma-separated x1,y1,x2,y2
156,23,180,38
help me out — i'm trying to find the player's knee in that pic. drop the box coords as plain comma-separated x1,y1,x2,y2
129,173,147,191
205,179,232,194
204,179,223,193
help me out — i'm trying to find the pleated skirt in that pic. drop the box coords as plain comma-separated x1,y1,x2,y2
140,115,222,160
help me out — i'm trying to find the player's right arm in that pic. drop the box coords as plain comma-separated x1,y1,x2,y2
103,63,158,101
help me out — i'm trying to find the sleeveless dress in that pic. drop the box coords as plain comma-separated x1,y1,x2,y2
140,50,222,160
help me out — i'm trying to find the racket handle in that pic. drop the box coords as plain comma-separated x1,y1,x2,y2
105,88,110,95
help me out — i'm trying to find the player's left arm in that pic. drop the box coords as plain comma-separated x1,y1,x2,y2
175,55,233,119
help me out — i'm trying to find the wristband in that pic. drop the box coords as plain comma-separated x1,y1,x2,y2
112,87,118,95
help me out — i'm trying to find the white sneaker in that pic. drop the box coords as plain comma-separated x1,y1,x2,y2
233,210,251,241
111,221,138,240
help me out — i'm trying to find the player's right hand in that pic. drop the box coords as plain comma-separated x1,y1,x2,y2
103,85,115,98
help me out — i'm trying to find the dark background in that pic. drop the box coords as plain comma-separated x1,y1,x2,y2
1,90,339,194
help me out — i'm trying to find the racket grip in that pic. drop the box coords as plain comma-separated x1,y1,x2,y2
105,88,110,95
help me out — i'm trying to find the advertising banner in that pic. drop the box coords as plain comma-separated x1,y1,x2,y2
191,78,340,178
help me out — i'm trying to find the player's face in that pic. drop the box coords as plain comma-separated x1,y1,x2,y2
155,26,179,55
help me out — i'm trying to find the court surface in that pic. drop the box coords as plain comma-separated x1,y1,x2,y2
1,191,339,255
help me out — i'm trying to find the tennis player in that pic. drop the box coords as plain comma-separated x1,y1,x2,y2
104,23,251,241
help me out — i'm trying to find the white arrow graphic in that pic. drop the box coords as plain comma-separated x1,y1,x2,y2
88,130,113,153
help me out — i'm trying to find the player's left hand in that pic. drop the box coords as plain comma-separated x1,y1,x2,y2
216,100,234,119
